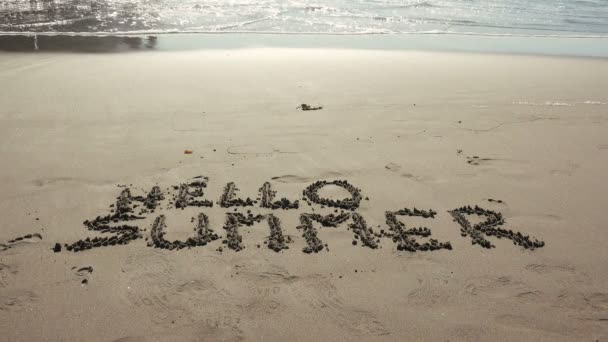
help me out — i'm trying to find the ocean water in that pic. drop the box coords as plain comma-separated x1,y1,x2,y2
1,0,607,37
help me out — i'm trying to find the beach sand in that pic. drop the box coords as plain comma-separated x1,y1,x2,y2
0,48,607,341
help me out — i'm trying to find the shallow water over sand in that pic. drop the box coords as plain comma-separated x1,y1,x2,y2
1,0,608,36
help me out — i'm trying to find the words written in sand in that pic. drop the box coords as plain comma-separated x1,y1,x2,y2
53,178,545,254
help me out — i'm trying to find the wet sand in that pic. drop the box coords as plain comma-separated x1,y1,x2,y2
2,34,608,57
0,48,607,341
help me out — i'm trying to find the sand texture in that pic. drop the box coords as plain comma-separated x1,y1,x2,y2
0,49,607,341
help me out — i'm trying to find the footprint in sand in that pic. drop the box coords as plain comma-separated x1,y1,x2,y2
555,291,608,313
549,162,580,176
111,323,244,342
385,163,402,172
123,251,238,327
238,265,298,316
123,252,178,325
227,145,298,156
385,163,423,180
0,262,17,288
444,324,488,340
407,273,453,306
584,292,608,311
295,275,389,336
29,177,113,188
464,276,542,304
516,213,562,223
31,177,74,187
494,313,575,337
525,263,577,276
0,289,38,313
523,262,590,287
271,172,345,184
457,150,527,168
271,175,312,184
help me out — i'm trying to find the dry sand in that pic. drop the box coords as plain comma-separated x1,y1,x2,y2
0,48,607,341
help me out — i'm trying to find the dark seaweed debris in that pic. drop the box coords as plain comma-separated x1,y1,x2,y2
449,205,544,250
297,212,377,253
219,182,254,208
385,208,451,252
174,178,213,209
265,214,291,252
259,182,299,209
132,185,164,210
2,233,42,251
222,212,265,251
220,212,291,252
307,212,351,227
348,213,378,249
298,104,323,111
149,213,219,250
392,207,437,219
65,188,143,252
303,180,362,210
76,266,93,274
297,214,325,254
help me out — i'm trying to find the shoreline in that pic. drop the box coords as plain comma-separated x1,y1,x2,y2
1,32,608,58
